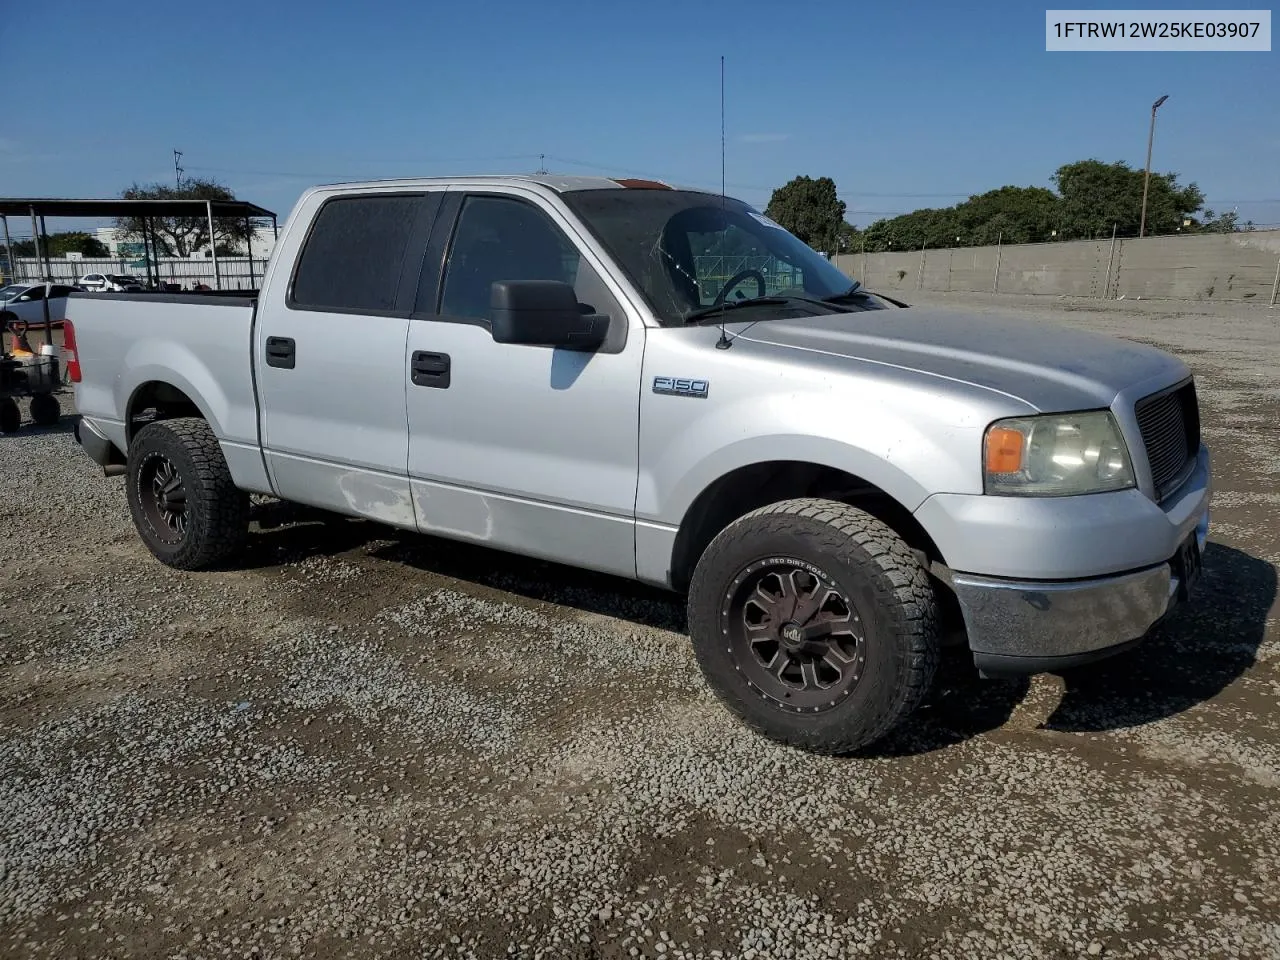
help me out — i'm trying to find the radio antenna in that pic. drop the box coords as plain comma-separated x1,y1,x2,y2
715,54,732,350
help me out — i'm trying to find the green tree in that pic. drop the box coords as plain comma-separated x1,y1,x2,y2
1052,159,1203,238
859,186,1060,252
765,176,850,254
952,186,1060,244
113,177,252,257
12,231,110,257
861,206,960,253
1198,208,1240,233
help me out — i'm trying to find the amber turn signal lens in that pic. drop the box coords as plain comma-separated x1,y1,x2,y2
985,426,1025,474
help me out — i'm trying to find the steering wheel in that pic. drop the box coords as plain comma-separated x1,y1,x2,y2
712,269,766,306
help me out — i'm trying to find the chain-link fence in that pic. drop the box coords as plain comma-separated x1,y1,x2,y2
5,256,270,291
692,256,805,300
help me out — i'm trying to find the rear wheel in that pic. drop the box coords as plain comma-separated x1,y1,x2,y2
126,417,249,570
29,393,59,427
0,398,19,434
687,498,940,755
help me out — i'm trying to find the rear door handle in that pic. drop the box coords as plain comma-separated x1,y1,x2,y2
411,350,450,388
265,336,296,369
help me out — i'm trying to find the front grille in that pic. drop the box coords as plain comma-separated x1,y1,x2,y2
1135,381,1200,500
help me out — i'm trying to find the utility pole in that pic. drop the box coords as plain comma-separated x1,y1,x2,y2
1139,95,1168,239
535,154,548,175
174,149,185,189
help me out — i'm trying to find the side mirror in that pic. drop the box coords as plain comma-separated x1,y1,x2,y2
490,280,608,351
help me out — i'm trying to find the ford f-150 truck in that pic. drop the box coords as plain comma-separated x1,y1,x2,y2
65,175,1211,754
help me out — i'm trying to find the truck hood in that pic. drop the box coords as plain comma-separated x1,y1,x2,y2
733,305,1188,412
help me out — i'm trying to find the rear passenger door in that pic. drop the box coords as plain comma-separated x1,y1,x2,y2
254,188,441,527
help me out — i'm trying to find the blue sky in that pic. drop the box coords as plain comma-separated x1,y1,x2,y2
2,0,1276,234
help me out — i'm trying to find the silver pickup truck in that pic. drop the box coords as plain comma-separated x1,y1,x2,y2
65,175,1211,753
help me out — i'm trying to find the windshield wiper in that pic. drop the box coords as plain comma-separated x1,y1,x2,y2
684,295,846,323
820,282,867,303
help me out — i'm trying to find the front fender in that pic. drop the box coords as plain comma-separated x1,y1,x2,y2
637,387,989,527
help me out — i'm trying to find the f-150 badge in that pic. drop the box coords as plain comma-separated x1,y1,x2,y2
653,377,709,399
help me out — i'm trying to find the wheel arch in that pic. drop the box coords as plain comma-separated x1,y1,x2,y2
667,459,947,594
124,379,213,445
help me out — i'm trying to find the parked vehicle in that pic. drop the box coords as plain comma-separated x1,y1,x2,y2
0,281,75,328
64,175,1211,754
77,273,145,292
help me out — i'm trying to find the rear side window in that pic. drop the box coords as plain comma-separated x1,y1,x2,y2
291,194,420,312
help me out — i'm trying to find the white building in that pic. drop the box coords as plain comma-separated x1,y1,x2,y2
92,223,278,259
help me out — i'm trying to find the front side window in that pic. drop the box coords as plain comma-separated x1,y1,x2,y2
292,194,421,312
436,195,586,322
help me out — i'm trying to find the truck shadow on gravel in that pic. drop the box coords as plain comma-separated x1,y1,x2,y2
241,501,689,632
236,508,1275,757
1040,543,1275,734
870,543,1275,757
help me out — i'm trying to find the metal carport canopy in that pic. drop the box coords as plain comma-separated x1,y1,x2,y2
0,196,280,296
0,198,275,218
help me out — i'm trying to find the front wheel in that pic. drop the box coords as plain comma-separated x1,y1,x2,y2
687,498,940,755
126,418,249,570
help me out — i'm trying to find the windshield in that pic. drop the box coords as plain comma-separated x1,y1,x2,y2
0,285,29,301
562,189,859,325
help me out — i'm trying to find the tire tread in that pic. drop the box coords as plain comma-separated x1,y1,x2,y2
127,417,248,570
688,497,940,755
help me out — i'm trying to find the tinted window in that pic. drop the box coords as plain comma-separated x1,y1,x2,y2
436,195,583,321
50,285,74,297
292,194,421,312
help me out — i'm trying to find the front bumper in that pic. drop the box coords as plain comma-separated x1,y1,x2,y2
954,508,1209,677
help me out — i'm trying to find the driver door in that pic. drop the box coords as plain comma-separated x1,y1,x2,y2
404,187,646,578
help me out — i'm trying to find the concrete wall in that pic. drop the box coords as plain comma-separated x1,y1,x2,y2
835,229,1280,304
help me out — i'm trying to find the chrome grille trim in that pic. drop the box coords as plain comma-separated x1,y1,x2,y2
1135,379,1199,501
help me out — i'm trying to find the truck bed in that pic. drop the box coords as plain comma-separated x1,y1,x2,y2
67,291,260,463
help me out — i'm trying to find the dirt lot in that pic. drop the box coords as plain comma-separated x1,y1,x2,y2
2,293,1278,960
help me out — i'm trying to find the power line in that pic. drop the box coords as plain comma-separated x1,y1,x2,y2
182,159,1280,209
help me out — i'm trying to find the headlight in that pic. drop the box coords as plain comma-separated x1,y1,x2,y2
984,411,1135,496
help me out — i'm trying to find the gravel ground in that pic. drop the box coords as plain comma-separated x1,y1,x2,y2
2,294,1279,959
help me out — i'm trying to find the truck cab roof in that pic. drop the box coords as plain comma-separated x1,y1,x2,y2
307,174,717,196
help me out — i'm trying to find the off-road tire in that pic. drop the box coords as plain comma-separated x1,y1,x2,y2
0,398,19,434
126,417,249,570
29,393,59,427
688,498,940,755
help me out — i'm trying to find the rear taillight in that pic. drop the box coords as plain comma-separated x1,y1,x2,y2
63,319,81,382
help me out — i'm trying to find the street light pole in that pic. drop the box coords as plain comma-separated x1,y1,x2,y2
1139,94,1169,239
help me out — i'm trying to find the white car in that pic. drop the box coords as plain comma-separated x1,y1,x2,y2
77,273,145,292
0,282,75,329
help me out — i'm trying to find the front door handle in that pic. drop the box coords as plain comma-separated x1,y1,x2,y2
411,350,450,388
265,336,296,369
